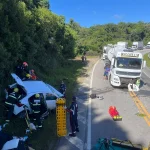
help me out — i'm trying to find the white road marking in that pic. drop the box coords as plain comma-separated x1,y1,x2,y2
87,59,100,150
65,136,84,150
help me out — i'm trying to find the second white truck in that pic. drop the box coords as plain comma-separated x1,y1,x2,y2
132,41,143,50
117,42,128,49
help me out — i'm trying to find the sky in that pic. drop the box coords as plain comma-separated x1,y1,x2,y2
50,0,150,27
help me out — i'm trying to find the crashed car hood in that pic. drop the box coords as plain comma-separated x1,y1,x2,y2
46,84,63,98
11,73,25,88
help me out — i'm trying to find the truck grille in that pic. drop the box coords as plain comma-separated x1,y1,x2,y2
120,78,137,85
116,71,141,76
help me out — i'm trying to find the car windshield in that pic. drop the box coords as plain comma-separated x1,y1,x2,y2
116,57,142,69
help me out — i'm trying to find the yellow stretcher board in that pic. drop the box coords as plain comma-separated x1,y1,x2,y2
56,98,67,137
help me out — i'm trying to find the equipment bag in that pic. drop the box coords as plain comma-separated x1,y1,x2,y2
93,138,142,150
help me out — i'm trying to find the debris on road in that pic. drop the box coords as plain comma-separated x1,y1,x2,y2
109,106,122,121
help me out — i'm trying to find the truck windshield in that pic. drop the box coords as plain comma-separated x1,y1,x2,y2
116,57,142,69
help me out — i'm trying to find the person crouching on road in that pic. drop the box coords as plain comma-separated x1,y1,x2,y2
64,96,79,137
5,88,21,123
29,94,42,129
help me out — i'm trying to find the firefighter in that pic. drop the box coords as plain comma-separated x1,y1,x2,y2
15,62,29,79
59,80,66,96
29,69,37,80
29,94,42,129
22,74,32,81
64,96,79,137
5,88,20,122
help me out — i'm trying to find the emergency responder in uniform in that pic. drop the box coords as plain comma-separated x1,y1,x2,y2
5,88,21,122
59,80,66,96
64,96,79,137
22,74,32,81
29,69,37,80
136,79,140,88
29,94,42,129
15,62,29,79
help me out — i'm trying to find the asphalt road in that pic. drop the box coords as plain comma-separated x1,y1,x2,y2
55,50,150,150
90,49,150,149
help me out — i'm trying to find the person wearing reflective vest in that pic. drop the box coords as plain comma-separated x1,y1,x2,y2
136,79,140,88
5,88,20,122
30,94,42,128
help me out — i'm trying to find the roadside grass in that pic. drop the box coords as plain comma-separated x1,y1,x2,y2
143,53,150,67
0,56,97,150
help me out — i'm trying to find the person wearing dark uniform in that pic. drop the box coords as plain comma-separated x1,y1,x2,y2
5,88,20,122
59,80,66,96
29,94,42,128
72,96,79,132
15,62,29,79
65,96,79,137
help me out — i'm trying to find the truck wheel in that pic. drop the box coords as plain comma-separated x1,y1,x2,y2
109,75,114,87
109,75,111,85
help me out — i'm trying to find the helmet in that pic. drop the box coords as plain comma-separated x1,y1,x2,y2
23,62,28,67
35,94,40,98
72,96,76,101
26,74,31,78
14,88,19,93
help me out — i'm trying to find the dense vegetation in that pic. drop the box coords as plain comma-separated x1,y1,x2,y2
72,20,150,53
1,0,150,93
1,0,150,149
0,0,77,94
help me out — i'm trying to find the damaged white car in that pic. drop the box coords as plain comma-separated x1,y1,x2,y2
4,73,63,118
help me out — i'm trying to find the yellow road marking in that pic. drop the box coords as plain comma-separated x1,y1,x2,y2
129,91,150,127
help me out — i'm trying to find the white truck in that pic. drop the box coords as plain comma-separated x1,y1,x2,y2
132,41,143,50
117,42,128,49
102,44,113,60
146,42,150,48
107,45,146,87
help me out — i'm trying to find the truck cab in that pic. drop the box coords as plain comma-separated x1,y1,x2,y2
109,51,146,87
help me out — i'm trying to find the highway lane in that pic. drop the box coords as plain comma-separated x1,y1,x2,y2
90,55,150,149
55,51,150,150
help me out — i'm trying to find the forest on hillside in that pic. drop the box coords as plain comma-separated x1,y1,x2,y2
0,0,150,92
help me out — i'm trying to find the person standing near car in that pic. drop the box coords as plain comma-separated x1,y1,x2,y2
15,62,29,79
64,96,79,137
29,94,42,129
29,69,37,80
5,88,20,123
59,80,66,96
